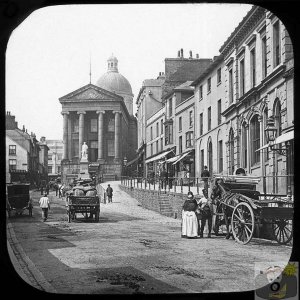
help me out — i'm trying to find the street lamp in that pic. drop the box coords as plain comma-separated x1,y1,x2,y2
123,156,127,176
265,116,287,155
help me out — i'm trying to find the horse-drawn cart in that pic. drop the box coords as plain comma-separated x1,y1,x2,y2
6,183,32,217
211,176,293,245
66,186,100,222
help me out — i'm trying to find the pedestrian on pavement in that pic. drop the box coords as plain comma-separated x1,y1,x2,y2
201,166,210,194
45,184,50,195
39,193,50,222
58,184,62,198
160,166,168,190
55,184,59,196
197,189,213,238
106,184,113,203
181,191,199,238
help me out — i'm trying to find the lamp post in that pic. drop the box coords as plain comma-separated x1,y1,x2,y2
265,116,287,156
123,156,127,179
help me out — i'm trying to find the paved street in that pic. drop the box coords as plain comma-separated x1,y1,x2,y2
7,181,292,294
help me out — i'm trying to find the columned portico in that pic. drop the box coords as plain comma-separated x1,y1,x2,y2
113,111,121,162
62,112,69,160
77,111,86,159
97,110,105,162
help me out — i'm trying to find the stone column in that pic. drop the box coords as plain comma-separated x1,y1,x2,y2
97,110,105,162
68,116,72,160
113,111,121,162
62,112,69,160
77,111,86,159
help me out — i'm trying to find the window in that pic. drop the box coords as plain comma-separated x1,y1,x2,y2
250,48,256,88
217,68,221,84
90,141,98,148
201,149,204,172
273,21,281,67
150,126,153,140
228,68,233,104
9,145,16,155
73,119,79,132
217,100,222,125
165,124,173,145
160,137,163,151
57,153,62,161
57,166,61,173
218,140,223,173
48,166,52,173
48,154,52,161
107,140,115,156
189,111,193,127
264,109,269,161
179,117,182,131
107,117,115,132
9,159,17,171
207,77,211,93
90,119,97,132
161,119,163,134
239,59,245,96
242,123,247,168
156,140,158,153
186,131,194,148
208,141,213,174
251,115,260,165
199,85,203,99
150,143,153,156
208,107,211,131
199,113,203,135
262,36,267,79
274,99,282,152
156,122,159,137
228,129,234,174
168,98,173,117
179,136,182,154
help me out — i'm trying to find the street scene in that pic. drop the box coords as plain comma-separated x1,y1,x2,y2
5,3,295,296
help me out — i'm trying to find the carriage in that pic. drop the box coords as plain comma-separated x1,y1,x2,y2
6,183,33,217
66,185,100,223
211,175,293,245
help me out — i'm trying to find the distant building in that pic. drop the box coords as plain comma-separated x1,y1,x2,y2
59,55,137,183
5,111,48,186
46,139,63,177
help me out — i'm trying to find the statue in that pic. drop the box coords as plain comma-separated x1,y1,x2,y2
81,142,88,160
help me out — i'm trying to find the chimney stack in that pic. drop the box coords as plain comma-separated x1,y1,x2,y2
189,50,192,59
181,48,183,58
196,54,199,59
22,125,25,132
178,50,180,58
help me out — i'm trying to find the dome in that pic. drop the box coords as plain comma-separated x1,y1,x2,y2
96,55,133,96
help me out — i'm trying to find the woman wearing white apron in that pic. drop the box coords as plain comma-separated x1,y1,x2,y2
181,191,199,238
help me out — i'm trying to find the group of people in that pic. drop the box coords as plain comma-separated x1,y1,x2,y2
181,188,213,239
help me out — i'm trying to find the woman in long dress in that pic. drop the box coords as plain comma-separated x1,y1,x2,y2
181,191,199,238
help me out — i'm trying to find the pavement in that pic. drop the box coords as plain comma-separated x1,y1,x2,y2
6,181,293,294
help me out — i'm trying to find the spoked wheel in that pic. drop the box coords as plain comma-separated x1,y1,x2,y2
272,219,293,245
231,202,255,245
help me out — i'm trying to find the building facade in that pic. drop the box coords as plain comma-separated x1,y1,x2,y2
46,139,63,176
59,55,137,183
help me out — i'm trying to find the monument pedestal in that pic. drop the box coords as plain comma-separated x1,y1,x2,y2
79,159,90,179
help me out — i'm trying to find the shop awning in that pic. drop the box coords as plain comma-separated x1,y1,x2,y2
256,130,294,152
145,150,173,164
165,155,181,163
172,151,192,165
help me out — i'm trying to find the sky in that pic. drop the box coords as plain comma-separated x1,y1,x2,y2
6,3,253,140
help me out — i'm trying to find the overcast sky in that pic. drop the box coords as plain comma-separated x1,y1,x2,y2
6,3,253,140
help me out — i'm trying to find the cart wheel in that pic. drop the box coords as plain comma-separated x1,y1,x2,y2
231,202,255,245
272,219,293,245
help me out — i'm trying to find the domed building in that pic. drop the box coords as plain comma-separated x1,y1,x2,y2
96,55,134,115
59,55,137,183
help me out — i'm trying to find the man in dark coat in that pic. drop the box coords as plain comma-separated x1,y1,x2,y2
160,166,168,190
201,166,210,194
106,184,113,203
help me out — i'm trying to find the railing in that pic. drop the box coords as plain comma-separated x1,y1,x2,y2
121,175,294,197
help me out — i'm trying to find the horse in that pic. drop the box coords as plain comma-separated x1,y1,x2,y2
210,178,239,239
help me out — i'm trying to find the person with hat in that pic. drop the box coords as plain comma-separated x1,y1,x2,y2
181,191,199,238
197,189,213,238
39,192,50,222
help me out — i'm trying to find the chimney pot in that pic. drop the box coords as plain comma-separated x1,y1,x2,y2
181,48,183,58
178,50,180,58
189,50,192,58
196,53,199,59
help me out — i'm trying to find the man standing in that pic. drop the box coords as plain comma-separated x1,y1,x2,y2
106,184,113,203
39,193,50,222
197,189,213,238
201,166,210,194
160,166,167,190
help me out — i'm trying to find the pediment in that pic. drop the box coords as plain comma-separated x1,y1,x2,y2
60,84,122,101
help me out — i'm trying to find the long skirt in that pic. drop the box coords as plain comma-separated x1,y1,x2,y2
182,211,199,237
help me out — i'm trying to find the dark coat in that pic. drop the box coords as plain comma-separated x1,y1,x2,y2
182,199,198,212
106,187,113,197
201,169,210,179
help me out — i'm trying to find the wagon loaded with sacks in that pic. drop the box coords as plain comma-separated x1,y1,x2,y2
210,175,293,245
66,185,100,222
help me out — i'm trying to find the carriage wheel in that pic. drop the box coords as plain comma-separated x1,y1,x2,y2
272,219,293,245
231,202,255,245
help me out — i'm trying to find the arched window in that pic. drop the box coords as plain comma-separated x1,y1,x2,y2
208,140,213,175
228,129,234,174
250,115,260,165
241,123,247,168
